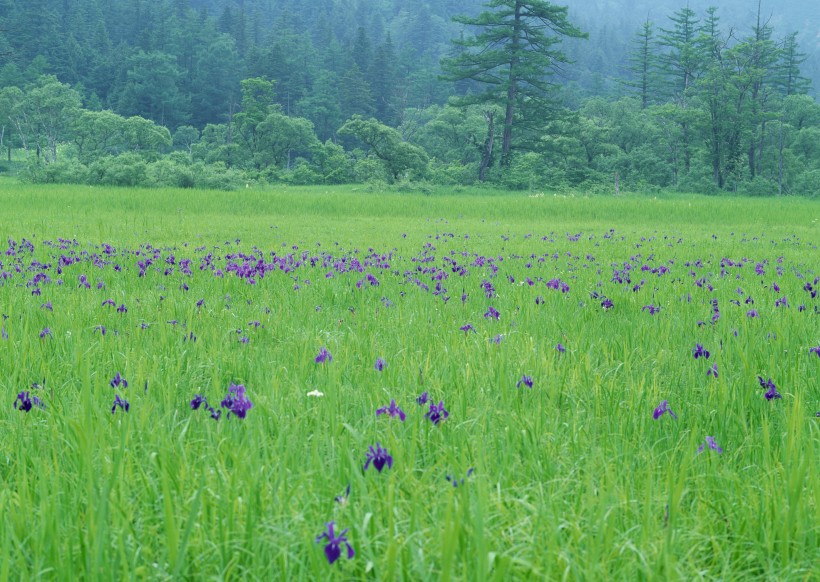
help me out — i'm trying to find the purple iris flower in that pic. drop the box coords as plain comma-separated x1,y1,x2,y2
446,467,476,488
39,327,52,339
747,309,759,318
315,347,332,364
1,326,7,340
376,399,406,421
516,375,533,389
810,345,820,358
416,391,429,405
697,436,723,454
374,357,386,371
757,376,782,400
111,394,130,414
102,299,115,307
692,344,710,360
484,306,500,320
601,298,614,311
220,383,254,418
707,364,719,378
556,343,566,353
364,443,393,473
426,401,449,425
491,334,504,344
642,304,660,315
117,304,127,313
14,391,33,412
653,400,678,420
190,394,206,410
110,372,128,389
315,521,355,565
459,323,475,334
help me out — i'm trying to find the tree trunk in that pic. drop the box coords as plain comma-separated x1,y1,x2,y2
777,120,784,195
501,1,522,167
479,110,495,182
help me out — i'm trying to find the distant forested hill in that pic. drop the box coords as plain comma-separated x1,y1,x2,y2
0,0,815,132
1,0,817,196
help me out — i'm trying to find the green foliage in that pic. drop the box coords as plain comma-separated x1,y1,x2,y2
441,0,587,165
0,183,817,579
339,116,429,181
0,1,815,197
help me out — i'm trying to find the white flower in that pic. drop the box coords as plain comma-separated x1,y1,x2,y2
307,389,324,397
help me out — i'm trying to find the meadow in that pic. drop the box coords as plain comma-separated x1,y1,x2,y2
0,180,817,580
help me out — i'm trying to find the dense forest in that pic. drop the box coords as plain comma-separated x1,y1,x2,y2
0,0,818,195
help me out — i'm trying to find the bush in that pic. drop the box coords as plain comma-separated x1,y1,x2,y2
191,162,245,190
23,159,89,184
790,169,820,198
281,160,322,185
145,158,195,188
88,153,148,187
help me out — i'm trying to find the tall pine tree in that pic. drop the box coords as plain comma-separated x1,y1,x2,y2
441,0,586,167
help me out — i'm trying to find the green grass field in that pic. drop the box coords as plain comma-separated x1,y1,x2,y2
0,180,817,580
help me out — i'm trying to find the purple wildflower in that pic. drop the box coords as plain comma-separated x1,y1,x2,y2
190,394,207,410
707,364,719,378
376,399,406,421
1,326,7,340
697,436,723,454
556,343,566,353
102,299,115,307
692,344,710,360
39,327,52,339
642,304,660,315
110,372,128,389
315,347,332,364
117,304,127,313
315,521,355,565
416,391,429,405
220,383,254,418
446,467,476,488
747,309,759,318
653,400,678,420
334,484,351,505
111,394,130,414
14,391,32,412
810,345,820,358
364,443,393,473
491,334,504,344
757,376,782,400
516,375,533,389
426,400,449,425
459,323,475,334
374,357,386,371
484,305,500,320
601,297,614,311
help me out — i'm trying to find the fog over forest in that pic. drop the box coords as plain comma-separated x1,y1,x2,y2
0,0,818,195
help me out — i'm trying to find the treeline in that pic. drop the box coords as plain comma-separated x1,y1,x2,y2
0,1,817,195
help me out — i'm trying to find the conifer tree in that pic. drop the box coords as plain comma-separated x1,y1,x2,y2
442,0,586,167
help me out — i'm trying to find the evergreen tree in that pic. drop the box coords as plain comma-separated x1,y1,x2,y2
658,7,701,104
624,19,660,108
441,0,586,167
369,34,398,124
775,32,810,97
